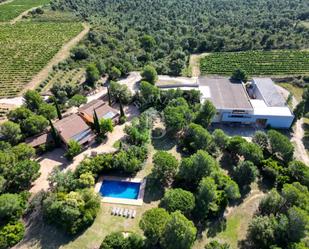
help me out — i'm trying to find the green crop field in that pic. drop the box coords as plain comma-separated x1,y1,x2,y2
0,0,50,21
200,50,309,76
0,22,83,97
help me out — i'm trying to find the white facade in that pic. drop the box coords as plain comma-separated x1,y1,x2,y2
199,77,294,129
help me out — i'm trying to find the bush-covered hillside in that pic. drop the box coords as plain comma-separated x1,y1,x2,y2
52,0,309,75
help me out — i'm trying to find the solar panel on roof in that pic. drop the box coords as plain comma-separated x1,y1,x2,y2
103,111,116,119
71,129,93,142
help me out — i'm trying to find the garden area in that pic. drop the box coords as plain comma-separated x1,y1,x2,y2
4,77,306,249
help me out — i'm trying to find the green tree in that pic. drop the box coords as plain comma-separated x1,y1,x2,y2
161,211,197,249
99,118,114,137
0,121,22,145
86,63,100,87
21,114,48,136
181,123,213,153
259,189,284,215
212,129,229,150
100,232,144,249
139,208,170,245
141,65,158,84
152,151,178,186
65,140,82,160
109,66,122,80
195,177,218,219
268,130,294,163
11,143,35,161
71,46,89,60
0,221,25,249
68,94,87,107
163,97,193,133
160,188,195,216
247,215,277,249
23,90,44,112
234,161,258,186
252,131,269,150
238,142,264,165
139,81,160,107
205,241,231,249
48,169,78,192
43,189,100,234
232,68,249,82
109,81,132,104
141,35,156,51
0,193,24,222
53,97,62,120
178,150,219,188
38,103,57,120
195,100,216,128
4,160,40,192
78,172,95,188
288,160,309,187
7,107,32,124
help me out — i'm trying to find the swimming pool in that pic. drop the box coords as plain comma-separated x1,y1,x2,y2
99,180,141,200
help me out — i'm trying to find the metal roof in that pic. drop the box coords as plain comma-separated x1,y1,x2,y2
198,76,253,110
252,78,286,107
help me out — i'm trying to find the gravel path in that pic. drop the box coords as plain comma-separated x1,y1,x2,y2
276,85,309,165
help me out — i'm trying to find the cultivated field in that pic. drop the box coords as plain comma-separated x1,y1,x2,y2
200,50,309,76
0,22,83,97
37,68,85,93
0,0,49,21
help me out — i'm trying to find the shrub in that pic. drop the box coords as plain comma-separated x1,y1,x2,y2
43,189,100,234
65,140,82,160
0,221,25,249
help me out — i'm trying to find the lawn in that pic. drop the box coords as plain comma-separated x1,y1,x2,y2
0,21,83,97
193,184,265,249
0,0,50,21
200,50,309,76
278,83,304,102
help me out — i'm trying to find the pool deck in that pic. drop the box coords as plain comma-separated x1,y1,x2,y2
95,176,146,206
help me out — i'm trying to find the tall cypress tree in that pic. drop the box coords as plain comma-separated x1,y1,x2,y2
49,119,61,146
119,100,125,118
93,109,100,134
107,86,112,106
119,100,126,124
53,97,62,120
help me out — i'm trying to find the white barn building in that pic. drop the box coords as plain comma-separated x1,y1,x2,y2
198,76,294,129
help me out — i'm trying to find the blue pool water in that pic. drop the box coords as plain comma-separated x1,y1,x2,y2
99,180,140,199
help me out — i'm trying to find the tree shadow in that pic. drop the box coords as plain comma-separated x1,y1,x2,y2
18,206,74,249
302,121,309,151
194,216,227,240
143,176,164,204
151,133,177,151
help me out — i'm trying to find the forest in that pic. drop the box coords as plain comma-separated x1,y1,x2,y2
52,0,309,76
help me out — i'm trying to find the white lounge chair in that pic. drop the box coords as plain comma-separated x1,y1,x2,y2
119,208,124,216
123,209,128,217
111,207,116,215
131,210,136,218
127,210,132,218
